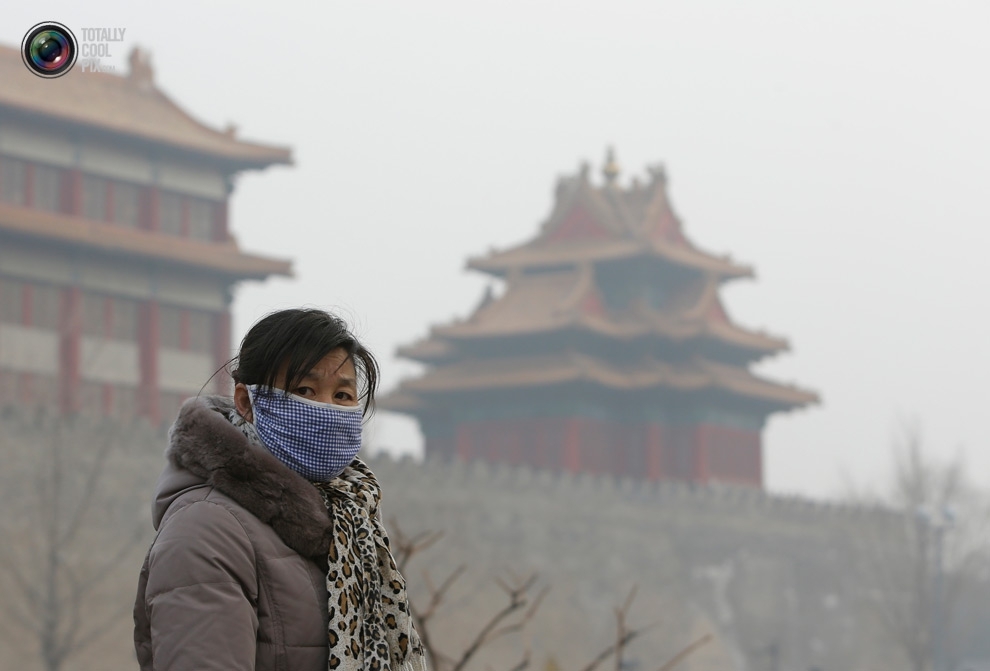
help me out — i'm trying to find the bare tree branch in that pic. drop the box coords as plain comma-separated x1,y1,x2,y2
451,573,540,671
505,648,531,671
418,565,467,621
389,517,445,573
578,631,644,671
0,540,42,607
614,585,638,671
656,634,713,671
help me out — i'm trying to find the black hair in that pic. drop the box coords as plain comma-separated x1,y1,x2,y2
228,308,379,418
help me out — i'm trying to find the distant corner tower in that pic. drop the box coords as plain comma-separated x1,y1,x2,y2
381,148,817,487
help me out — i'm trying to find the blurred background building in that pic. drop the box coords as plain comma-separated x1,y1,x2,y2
0,45,291,423
383,149,817,487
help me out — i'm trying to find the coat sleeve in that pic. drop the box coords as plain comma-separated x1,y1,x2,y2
143,499,260,671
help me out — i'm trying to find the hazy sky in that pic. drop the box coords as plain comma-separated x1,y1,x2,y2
4,1,988,499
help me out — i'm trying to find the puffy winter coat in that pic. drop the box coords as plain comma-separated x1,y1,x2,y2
134,397,337,671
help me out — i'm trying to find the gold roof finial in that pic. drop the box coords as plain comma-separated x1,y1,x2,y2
602,146,620,185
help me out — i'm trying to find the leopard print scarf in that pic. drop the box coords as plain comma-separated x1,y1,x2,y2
227,408,428,671
314,461,428,671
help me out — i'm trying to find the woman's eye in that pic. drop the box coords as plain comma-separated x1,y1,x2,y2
295,387,314,397
335,391,354,401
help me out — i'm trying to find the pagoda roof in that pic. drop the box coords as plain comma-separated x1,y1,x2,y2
467,155,750,279
0,45,291,170
0,201,292,280
398,265,786,362
389,150,817,423
380,351,818,412
469,236,751,279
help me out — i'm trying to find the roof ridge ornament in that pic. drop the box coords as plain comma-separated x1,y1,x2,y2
579,161,591,183
648,163,667,187
602,146,620,186
127,46,154,90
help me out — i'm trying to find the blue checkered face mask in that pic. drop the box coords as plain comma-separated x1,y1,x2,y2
246,385,363,482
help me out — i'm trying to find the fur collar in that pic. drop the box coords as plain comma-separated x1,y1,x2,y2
166,396,333,558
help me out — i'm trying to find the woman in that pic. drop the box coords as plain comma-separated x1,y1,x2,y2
134,308,428,671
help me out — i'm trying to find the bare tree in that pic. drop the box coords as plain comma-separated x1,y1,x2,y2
575,586,711,671
390,520,712,671
391,520,548,671
576,586,648,671
0,407,157,671
850,418,990,671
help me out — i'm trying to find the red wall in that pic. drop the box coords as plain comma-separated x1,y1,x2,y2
701,423,762,486
444,417,762,486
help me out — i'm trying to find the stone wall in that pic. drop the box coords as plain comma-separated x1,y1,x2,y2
0,411,986,671
367,453,990,671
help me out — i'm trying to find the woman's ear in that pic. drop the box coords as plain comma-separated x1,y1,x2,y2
233,383,254,423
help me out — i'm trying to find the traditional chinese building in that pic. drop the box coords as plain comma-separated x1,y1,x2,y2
0,45,291,423
382,151,816,486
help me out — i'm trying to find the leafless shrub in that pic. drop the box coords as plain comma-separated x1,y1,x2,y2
0,407,158,671
390,520,712,671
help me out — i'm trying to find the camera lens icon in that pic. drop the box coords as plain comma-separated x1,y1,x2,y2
21,22,78,78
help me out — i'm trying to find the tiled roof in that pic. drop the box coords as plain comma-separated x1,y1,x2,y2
467,162,750,278
380,351,818,409
419,266,786,355
468,236,751,278
0,202,292,279
0,44,291,168
395,336,455,362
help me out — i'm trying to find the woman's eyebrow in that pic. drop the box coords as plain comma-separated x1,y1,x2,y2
302,370,357,387
336,375,357,388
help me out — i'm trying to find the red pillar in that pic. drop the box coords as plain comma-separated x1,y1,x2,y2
100,296,113,416
24,162,35,207
139,300,161,423
693,424,710,484
22,284,33,324
146,185,161,232
215,198,229,242
753,432,764,488
529,418,544,469
179,310,190,350
506,421,523,467
180,198,190,237
20,283,34,405
611,421,626,478
105,180,115,223
646,423,664,481
213,310,232,394
563,417,581,474
67,168,83,215
482,420,496,464
455,422,473,462
59,287,82,414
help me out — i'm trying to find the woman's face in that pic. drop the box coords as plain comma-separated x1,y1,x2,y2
234,347,359,423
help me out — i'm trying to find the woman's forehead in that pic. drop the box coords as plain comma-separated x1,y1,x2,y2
274,347,357,386
301,349,356,383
